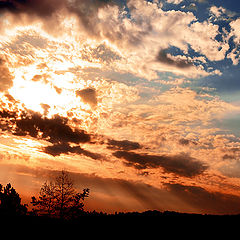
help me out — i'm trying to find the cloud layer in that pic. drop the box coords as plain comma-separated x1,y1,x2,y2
113,151,207,177
0,58,14,91
1,0,239,79
0,0,240,214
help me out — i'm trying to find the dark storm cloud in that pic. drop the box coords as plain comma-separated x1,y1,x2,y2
43,142,102,160
0,107,111,159
113,151,207,177
14,112,91,144
156,49,193,69
76,88,97,107
0,109,17,132
0,0,143,45
0,0,116,35
107,139,141,151
67,0,116,36
0,0,66,17
0,58,14,92
0,109,91,144
165,183,240,215
179,138,190,145
0,109,16,119
178,138,198,146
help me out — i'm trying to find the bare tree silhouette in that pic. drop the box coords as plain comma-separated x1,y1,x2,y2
31,170,89,219
31,181,56,216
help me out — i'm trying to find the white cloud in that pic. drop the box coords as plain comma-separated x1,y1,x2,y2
227,18,240,65
231,18,240,44
0,0,234,80
209,6,226,18
209,5,236,21
166,0,184,4
187,21,229,61
92,0,230,79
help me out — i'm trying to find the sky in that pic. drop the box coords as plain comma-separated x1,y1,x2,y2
0,0,240,215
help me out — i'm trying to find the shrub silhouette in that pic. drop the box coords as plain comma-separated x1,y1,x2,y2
0,183,27,216
31,170,89,219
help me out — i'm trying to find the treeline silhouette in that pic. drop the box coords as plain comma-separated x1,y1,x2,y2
1,171,240,224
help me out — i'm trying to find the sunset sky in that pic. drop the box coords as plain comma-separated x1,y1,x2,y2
0,0,240,214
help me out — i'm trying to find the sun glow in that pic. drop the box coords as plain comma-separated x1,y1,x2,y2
10,81,60,114
0,23,131,134
7,61,93,119
9,76,94,116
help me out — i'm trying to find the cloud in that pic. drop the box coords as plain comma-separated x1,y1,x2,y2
15,112,91,144
67,0,117,37
165,183,240,215
81,43,121,64
231,18,240,44
0,163,171,212
209,6,226,18
166,0,184,5
107,139,141,151
0,0,233,80
97,0,227,78
0,108,91,144
0,109,17,132
76,88,97,107
119,87,238,129
43,142,102,160
0,108,106,159
40,103,50,116
2,163,240,214
179,138,190,146
228,18,240,65
0,0,66,17
196,0,207,3
113,150,207,177
156,49,193,69
0,58,14,92
209,5,236,21
0,0,117,36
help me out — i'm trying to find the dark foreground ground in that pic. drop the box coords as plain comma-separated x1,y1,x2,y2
1,211,239,236
1,210,240,225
